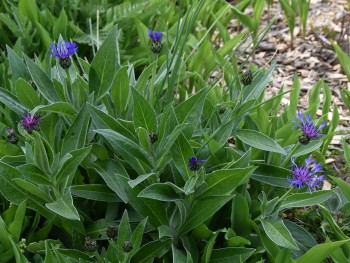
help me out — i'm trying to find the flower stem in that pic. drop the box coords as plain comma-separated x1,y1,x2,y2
279,187,294,201
281,142,300,168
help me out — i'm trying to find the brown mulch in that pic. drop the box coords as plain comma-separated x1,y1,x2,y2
230,0,350,178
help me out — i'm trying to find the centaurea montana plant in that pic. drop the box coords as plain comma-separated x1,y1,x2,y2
288,156,325,192
50,40,78,69
292,112,326,144
148,29,163,54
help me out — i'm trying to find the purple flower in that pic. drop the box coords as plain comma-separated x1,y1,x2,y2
50,41,78,69
148,30,163,42
20,112,41,134
292,112,326,144
288,156,325,192
188,157,206,171
50,41,78,59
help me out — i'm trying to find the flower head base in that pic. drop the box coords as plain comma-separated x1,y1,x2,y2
241,69,253,85
50,41,78,69
84,236,98,252
148,29,163,53
288,156,325,192
188,157,206,171
20,112,41,134
293,112,326,144
6,128,18,144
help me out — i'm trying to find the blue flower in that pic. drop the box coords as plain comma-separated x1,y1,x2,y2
288,156,325,192
188,157,206,171
292,112,326,144
148,30,163,53
148,30,163,42
50,41,78,69
50,41,77,59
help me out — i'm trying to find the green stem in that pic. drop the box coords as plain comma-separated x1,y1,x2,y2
281,142,300,168
279,187,294,201
149,54,158,107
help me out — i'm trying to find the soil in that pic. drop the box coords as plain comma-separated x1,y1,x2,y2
230,0,350,180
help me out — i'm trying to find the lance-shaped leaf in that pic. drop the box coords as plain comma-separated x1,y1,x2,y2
89,24,119,101
260,219,298,250
132,88,157,132
95,129,151,174
45,189,80,221
235,129,286,154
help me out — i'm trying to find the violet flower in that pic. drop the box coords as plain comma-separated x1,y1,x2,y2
20,112,41,134
288,156,325,192
292,112,326,144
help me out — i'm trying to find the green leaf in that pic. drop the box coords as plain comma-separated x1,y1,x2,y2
130,217,148,257
89,24,119,101
6,46,31,81
117,210,132,260
333,44,350,81
45,190,80,221
32,102,77,117
280,190,334,210
251,163,291,187
15,79,39,109
8,199,27,241
201,233,218,263
111,67,130,114
174,87,209,138
235,129,286,154
53,10,67,39
171,134,194,181
295,240,350,263
0,87,28,114
199,167,255,198
209,247,255,263
61,104,90,155
13,178,51,203
88,103,136,141
71,184,121,202
330,175,350,203
128,173,157,188
178,195,234,236
231,193,251,237
56,146,92,186
156,123,188,169
95,129,151,174
138,183,182,201
132,88,157,132
131,239,172,263
292,140,323,158
89,159,129,203
24,55,59,102
260,219,298,250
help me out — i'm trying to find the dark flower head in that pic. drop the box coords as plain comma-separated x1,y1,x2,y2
50,41,78,59
188,157,206,171
6,127,18,144
288,156,325,192
148,30,163,42
84,236,98,252
6,128,15,137
292,112,326,144
241,69,253,85
122,240,133,252
20,112,41,134
106,225,117,239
